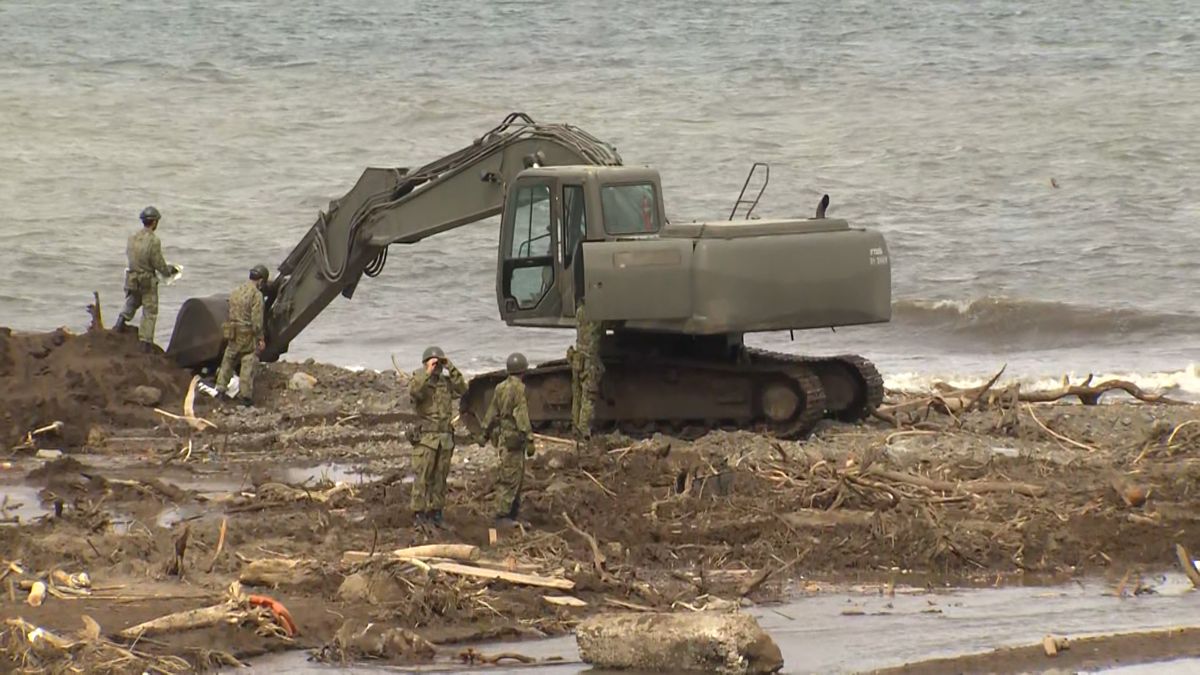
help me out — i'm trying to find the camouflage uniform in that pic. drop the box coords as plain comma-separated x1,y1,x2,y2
118,228,173,344
215,280,265,401
481,375,533,519
408,361,467,515
570,300,604,443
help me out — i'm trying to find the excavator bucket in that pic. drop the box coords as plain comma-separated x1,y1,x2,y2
165,295,229,370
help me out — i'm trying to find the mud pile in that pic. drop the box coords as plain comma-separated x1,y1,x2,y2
0,327,192,450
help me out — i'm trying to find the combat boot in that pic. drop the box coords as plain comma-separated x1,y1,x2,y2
238,397,253,408
112,316,127,333
139,341,154,354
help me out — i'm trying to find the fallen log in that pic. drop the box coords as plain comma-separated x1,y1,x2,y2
577,611,783,675
117,601,238,639
866,467,1047,498
239,558,323,588
341,544,479,565
779,509,875,529
430,562,574,591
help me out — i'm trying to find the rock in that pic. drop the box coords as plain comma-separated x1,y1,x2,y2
577,611,783,675
337,572,374,604
35,448,63,460
289,372,318,391
333,619,435,663
126,385,162,406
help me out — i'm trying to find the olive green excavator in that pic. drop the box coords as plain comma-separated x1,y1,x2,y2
166,112,891,437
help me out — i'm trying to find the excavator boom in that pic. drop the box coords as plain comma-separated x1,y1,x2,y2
167,113,621,368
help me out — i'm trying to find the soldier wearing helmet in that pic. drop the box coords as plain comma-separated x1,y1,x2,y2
408,345,467,526
214,264,270,406
113,206,180,350
480,352,533,524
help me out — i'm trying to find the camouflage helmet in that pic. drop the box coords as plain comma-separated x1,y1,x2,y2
421,346,446,363
506,352,528,375
249,264,269,281
139,206,161,223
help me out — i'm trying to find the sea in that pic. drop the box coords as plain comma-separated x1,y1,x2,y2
1,0,1197,396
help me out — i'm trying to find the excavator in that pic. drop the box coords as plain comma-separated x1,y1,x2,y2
166,112,891,438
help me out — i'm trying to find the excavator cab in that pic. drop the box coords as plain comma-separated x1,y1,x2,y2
496,166,666,327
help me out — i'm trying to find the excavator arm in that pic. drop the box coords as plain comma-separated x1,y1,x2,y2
166,113,622,369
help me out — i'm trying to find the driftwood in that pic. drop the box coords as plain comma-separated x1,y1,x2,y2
153,375,218,432
1020,378,1181,405
239,558,323,588
341,544,480,565
780,509,875,529
5,617,196,674
883,371,1183,432
534,433,574,445
866,467,1048,498
458,648,539,665
543,595,587,607
86,291,104,332
206,518,228,573
165,525,190,578
118,601,238,639
430,562,575,590
562,512,614,584
256,482,355,505
1176,544,1200,589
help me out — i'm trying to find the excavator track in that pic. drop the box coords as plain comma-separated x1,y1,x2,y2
461,350,881,441
787,352,885,422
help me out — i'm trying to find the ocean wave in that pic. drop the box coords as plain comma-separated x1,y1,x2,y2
892,297,1200,344
885,363,1200,401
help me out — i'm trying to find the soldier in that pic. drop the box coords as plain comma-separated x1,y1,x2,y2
480,352,534,524
215,265,269,407
571,297,604,448
409,346,467,526
113,206,179,350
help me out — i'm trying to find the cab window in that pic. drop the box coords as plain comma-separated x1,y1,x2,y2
510,183,552,258
601,183,659,235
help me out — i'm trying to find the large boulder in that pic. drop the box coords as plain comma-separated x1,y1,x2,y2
576,611,782,674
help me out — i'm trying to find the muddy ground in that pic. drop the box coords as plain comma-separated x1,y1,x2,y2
2,327,1200,673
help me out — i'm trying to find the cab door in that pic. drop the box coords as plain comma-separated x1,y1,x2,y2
497,177,563,324
557,183,587,317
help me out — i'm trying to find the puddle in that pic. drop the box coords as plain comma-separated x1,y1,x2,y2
232,575,1200,674
166,471,248,495
156,503,220,528
283,463,379,486
0,483,50,524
